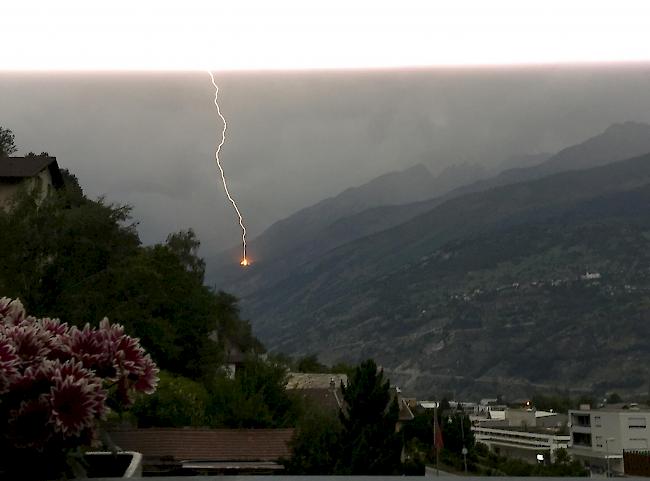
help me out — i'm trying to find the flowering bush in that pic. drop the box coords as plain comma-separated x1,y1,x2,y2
0,297,159,478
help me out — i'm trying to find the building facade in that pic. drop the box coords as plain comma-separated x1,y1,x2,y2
568,405,650,476
473,426,570,464
0,155,64,209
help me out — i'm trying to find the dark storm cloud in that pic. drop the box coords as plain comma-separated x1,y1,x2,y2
1,66,650,255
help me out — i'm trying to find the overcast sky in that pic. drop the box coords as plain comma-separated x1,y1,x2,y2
1,65,650,255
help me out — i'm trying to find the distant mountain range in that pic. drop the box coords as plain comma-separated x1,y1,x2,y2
206,121,650,398
205,159,488,291
207,122,650,294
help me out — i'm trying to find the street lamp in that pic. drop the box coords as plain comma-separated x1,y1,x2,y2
605,437,615,477
460,414,468,474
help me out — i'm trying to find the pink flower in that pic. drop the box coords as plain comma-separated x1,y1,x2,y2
0,336,19,394
0,297,158,454
49,375,105,437
133,354,159,394
65,323,114,376
8,396,53,449
0,297,26,325
4,322,52,366
11,359,58,397
98,317,125,343
114,334,146,375
38,317,69,336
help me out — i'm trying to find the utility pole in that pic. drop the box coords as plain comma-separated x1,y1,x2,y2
434,403,439,476
605,438,615,477
460,413,468,474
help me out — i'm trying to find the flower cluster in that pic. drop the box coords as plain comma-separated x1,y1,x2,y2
0,297,159,452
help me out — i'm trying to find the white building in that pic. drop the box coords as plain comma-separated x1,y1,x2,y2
472,426,570,464
568,404,650,476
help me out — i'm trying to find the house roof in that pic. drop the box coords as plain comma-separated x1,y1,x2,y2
0,156,64,188
389,387,415,422
290,387,344,411
1,156,55,177
285,372,348,389
108,428,294,462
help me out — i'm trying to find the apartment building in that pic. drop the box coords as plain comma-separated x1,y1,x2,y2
472,425,569,464
568,404,650,476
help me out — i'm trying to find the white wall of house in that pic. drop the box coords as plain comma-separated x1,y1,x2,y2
0,168,55,209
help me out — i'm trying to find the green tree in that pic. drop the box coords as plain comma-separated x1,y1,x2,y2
441,413,474,455
165,229,206,282
283,410,341,474
607,392,623,404
335,359,402,474
0,169,257,380
296,354,328,373
206,355,299,428
131,371,209,427
0,126,16,157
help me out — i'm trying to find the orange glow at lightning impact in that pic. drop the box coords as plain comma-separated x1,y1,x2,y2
208,71,249,267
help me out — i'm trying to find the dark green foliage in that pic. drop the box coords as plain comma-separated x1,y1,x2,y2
285,359,413,475
131,371,209,427
165,229,206,282
130,356,302,429
440,413,474,455
296,354,328,373
532,394,575,413
0,172,258,380
607,392,623,404
402,411,435,448
283,410,341,474
336,359,402,474
532,393,605,413
205,356,299,428
474,444,589,476
0,126,16,157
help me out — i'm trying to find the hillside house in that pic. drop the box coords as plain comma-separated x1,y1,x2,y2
285,372,347,412
0,155,64,209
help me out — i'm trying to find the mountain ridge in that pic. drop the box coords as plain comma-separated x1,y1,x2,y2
206,121,650,299
243,151,650,397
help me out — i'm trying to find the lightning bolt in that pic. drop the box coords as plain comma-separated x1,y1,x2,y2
208,71,249,266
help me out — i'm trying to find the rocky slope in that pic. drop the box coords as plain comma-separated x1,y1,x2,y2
245,152,650,398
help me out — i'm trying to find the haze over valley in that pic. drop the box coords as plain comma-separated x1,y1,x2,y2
4,66,650,398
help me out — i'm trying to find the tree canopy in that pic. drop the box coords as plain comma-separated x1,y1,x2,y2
0,168,258,380
0,126,16,157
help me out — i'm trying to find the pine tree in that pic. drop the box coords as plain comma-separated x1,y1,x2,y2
336,359,402,474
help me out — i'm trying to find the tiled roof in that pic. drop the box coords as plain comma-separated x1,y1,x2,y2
108,428,294,462
291,388,343,412
286,372,348,389
0,156,57,178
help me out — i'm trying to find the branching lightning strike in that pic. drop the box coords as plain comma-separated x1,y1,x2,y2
208,71,249,266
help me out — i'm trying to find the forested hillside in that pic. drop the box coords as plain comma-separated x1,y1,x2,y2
0,168,261,379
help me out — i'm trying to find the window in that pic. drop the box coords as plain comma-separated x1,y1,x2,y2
596,436,603,448
628,438,648,449
629,417,647,429
595,416,602,427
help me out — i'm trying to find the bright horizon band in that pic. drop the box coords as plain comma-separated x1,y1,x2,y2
3,0,650,71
